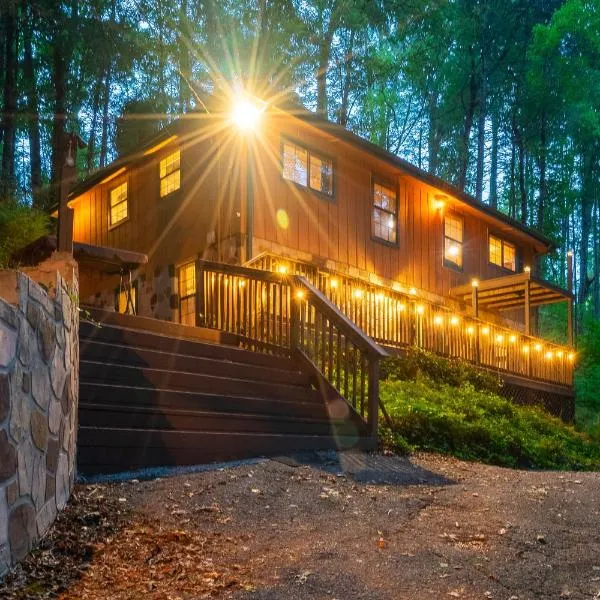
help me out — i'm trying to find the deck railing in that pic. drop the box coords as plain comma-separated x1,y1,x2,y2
246,253,575,387
196,260,388,438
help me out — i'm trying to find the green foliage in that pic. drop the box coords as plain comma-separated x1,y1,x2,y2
574,319,600,432
380,347,502,394
0,200,50,268
379,378,600,471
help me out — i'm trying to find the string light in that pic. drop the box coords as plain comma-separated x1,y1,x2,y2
568,352,575,361
496,334,504,343
409,287,417,296
416,304,425,314
466,326,475,335
353,289,364,299
238,280,246,288
375,293,385,303
450,316,459,326
296,290,305,300
330,278,338,289
277,265,288,274
434,315,443,325
481,327,490,335
556,350,563,358
471,279,479,288
522,345,530,354
397,303,406,312
509,335,517,343
545,351,553,360
534,343,542,352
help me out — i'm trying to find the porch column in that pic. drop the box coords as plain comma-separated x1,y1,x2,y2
524,279,531,336
471,283,479,318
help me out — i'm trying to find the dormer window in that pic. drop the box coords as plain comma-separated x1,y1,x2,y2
160,149,181,197
489,235,516,271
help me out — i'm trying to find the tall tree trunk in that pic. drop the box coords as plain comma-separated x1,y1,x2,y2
536,111,547,231
86,79,101,171
578,149,595,307
456,53,478,191
489,111,499,208
23,1,42,205
99,63,112,167
475,60,486,202
51,33,67,198
1,1,18,194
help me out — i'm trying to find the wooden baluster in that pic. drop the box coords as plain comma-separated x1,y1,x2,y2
328,320,334,379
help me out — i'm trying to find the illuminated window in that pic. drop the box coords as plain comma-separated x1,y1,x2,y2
282,139,333,196
115,284,136,315
178,262,196,326
160,149,181,197
372,181,398,244
109,182,128,226
489,235,517,272
444,214,464,268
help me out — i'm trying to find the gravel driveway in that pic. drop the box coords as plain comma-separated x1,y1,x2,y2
2,451,600,599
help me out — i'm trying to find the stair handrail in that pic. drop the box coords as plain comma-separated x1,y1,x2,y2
196,259,388,441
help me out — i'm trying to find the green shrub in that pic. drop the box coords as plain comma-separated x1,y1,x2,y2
0,200,50,268
380,347,502,394
379,378,600,470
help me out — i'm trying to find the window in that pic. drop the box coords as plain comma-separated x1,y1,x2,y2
282,139,333,196
489,235,517,272
372,181,398,244
160,149,181,197
179,262,196,326
444,214,464,268
109,182,128,226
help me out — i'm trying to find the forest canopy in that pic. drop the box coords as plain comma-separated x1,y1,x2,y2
0,1,598,333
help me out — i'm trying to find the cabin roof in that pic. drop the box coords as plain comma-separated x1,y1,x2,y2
62,103,554,253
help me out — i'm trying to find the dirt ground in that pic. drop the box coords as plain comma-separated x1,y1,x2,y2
2,451,600,600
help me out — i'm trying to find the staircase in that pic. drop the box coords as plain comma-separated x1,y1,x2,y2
78,311,364,475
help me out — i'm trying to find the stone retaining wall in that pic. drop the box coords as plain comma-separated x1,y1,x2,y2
0,263,79,578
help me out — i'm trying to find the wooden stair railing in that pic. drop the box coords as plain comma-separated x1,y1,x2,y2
196,260,388,440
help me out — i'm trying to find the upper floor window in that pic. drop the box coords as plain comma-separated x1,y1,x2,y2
489,234,516,271
282,139,333,197
160,149,181,197
444,213,463,269
372,181,398,245
109,181,128,226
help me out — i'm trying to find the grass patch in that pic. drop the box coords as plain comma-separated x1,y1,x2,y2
379,350,600,470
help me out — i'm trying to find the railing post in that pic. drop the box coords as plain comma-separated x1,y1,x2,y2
290,286,301,352
195,260,205,327
367,357,380,441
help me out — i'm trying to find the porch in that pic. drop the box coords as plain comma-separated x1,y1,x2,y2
196,253,575,392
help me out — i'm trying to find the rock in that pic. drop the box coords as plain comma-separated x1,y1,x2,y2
0,544,10,579
26,300,42,331
31,406,48,452
45,473,56,502
0,373,9,424
31,450,46,511
0,485,8,546
17,438,36,496
46,436,60,473
31,359,52,411
56,452,69,510
36,497,57,538
38,314,56,363
21,371,30,394
6,480,18,507
17,318,36,367
0,298,18,330
9,384,29,445
8,502,37,562
28,279,55,316
48,399,62,436
0,430,17,483
60,378,72,415
0,318,17,368
50,350,67,398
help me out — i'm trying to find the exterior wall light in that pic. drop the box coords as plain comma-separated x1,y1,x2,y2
481,327,490,335
231,98,262,131
534,343,542,352
509,335,517,343
466,326,475,335
524,265,531,273
471,279,479,288
296,290,305,300
330,278,338,289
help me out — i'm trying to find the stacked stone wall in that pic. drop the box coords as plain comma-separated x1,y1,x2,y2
0,266,78,578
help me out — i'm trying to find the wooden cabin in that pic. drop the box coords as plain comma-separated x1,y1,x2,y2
57,96,575,418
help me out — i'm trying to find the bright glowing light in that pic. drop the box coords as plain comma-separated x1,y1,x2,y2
330,278,338,289
276,209,289,230
388,217,395,228
434,315,443,325
375,293,385,303
471,278,479,288
353,289,364,299
545,351,553,360
522,345,530,354
448,244,459,257
238,280,246,288
416,304,425,314
277,265,288,275
231,98,261,130
509,335,517,343
296,290,305,300
466,326,475,335
482,327,490,335
556,350,563,358
568,352,575,361
409,287,417,296
524,265,531,273
496,334,504,343
433,196,446,210
450,316,459,326
397,303,406,312
534,343,542,352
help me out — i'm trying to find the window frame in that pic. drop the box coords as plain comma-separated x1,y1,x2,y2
159,148,182,199
178,260,197,326
108,179,129,230
443,212,465,271
488,233,518,273
280,136,335,201
371,175,399,247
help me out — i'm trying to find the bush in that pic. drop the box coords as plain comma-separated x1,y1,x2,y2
0,200,50,268
379,378,600,470
380,347,502,394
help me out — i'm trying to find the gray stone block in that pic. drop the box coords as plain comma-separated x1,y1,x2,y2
0,374,9,424
27,280,55,317
48,399,62,437
30,407,48,453
0,319,17,369
0,543,10,580
8,502,37,562
0,431,17,484
0,298,18,330
55,453,69,510
36,498,57,538
50,350,67,399
17,318,36,368
0,484,8,546
31,358,52,411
